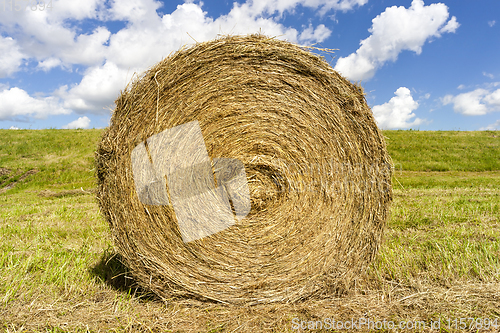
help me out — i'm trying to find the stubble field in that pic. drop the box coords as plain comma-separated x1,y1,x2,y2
1,129,499,332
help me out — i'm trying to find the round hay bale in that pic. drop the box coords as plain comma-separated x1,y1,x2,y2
96,34,392,304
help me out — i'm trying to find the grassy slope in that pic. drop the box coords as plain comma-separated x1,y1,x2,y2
1,129,499,332
0,129,100,192
384,130,500,172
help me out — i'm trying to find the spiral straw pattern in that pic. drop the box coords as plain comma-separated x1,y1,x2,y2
96,34,392,304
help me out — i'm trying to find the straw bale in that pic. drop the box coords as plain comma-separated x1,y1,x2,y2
96,34,392,304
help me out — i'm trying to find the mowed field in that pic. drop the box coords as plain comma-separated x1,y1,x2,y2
1,129,499,332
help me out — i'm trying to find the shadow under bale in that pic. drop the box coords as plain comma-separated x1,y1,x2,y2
91,250,147,296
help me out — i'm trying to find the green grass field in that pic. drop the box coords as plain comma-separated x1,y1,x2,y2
1,129,499,332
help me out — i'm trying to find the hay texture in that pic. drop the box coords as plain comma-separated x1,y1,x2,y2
96,34,392,304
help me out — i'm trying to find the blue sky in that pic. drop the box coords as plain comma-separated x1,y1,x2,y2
0,0,499,130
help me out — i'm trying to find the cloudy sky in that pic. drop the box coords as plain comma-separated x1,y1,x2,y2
0,0,499,130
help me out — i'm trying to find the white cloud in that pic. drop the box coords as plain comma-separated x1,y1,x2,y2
0,0,365,116
0,37,25,78
37,57,63,72
443,88,500,116
238,0,368,16
211,2,301,40
298,24,332,44
444,89,488,115
58,2,299,113
51,1,342,114
335,0,459,81
441,94,453,105
108,0,162,24
372,87,424,129
0,1,109,72
50,0,103,21
439,15,459,33
105,3,204,69
457,84,466,90
9,126,20,130
62,116,91,129
479,120,500,131
0,87,70,120
330,0,368,12
56,62,135,113
484,89,500,107
488,20,496,27
60,27,111,66
483,72,495,79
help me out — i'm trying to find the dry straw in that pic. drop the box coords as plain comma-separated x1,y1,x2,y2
96,34,392,304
